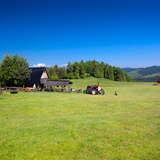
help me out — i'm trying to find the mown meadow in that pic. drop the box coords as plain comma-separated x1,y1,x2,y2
0,79,160,160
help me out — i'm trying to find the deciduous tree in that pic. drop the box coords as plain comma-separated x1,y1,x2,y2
0,55,30,86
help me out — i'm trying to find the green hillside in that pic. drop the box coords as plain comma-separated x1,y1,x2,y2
71,77,151,89
123,66,160,82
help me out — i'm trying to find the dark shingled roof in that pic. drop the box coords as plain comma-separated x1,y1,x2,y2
27,67,72,88
28,67,47,86
45,80,72,87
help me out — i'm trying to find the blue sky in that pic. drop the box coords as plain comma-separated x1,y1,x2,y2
0,0,160,67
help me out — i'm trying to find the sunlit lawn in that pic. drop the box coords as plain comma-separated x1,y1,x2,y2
0,79,160,160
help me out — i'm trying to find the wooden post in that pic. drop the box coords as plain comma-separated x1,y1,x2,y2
0,84,2,95
97,79,100,86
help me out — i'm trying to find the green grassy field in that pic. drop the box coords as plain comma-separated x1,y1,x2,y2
0,79,160,160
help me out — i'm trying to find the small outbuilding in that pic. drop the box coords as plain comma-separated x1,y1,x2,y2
27,67,49,88
44,80,72,92
27,67,72,91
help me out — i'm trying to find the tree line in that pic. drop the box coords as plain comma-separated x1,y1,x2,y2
0,55,131,87
48,60,131,81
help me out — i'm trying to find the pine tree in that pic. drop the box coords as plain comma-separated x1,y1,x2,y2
48,60,130,81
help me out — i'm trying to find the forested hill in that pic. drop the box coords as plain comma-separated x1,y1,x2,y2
48,61,130,81
123,66,160,82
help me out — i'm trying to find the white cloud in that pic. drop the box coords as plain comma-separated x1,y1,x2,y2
33,63,46,67
59,64,68,67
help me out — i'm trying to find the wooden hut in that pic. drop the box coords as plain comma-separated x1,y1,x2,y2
44,80,72,92
27,67,72,91
27,67,49,89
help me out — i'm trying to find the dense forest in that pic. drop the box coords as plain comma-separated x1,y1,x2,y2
0,55,131,87
48,60,130,81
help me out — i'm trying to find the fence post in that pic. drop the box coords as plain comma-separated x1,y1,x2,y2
0,84,2,95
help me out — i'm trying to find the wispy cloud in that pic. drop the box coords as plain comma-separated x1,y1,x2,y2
59,64,68,67
33,63,46,67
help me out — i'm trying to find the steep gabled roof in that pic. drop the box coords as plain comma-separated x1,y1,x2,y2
28,67,48,86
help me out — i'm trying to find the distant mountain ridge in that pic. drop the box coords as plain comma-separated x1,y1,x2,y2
123,66,160,82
